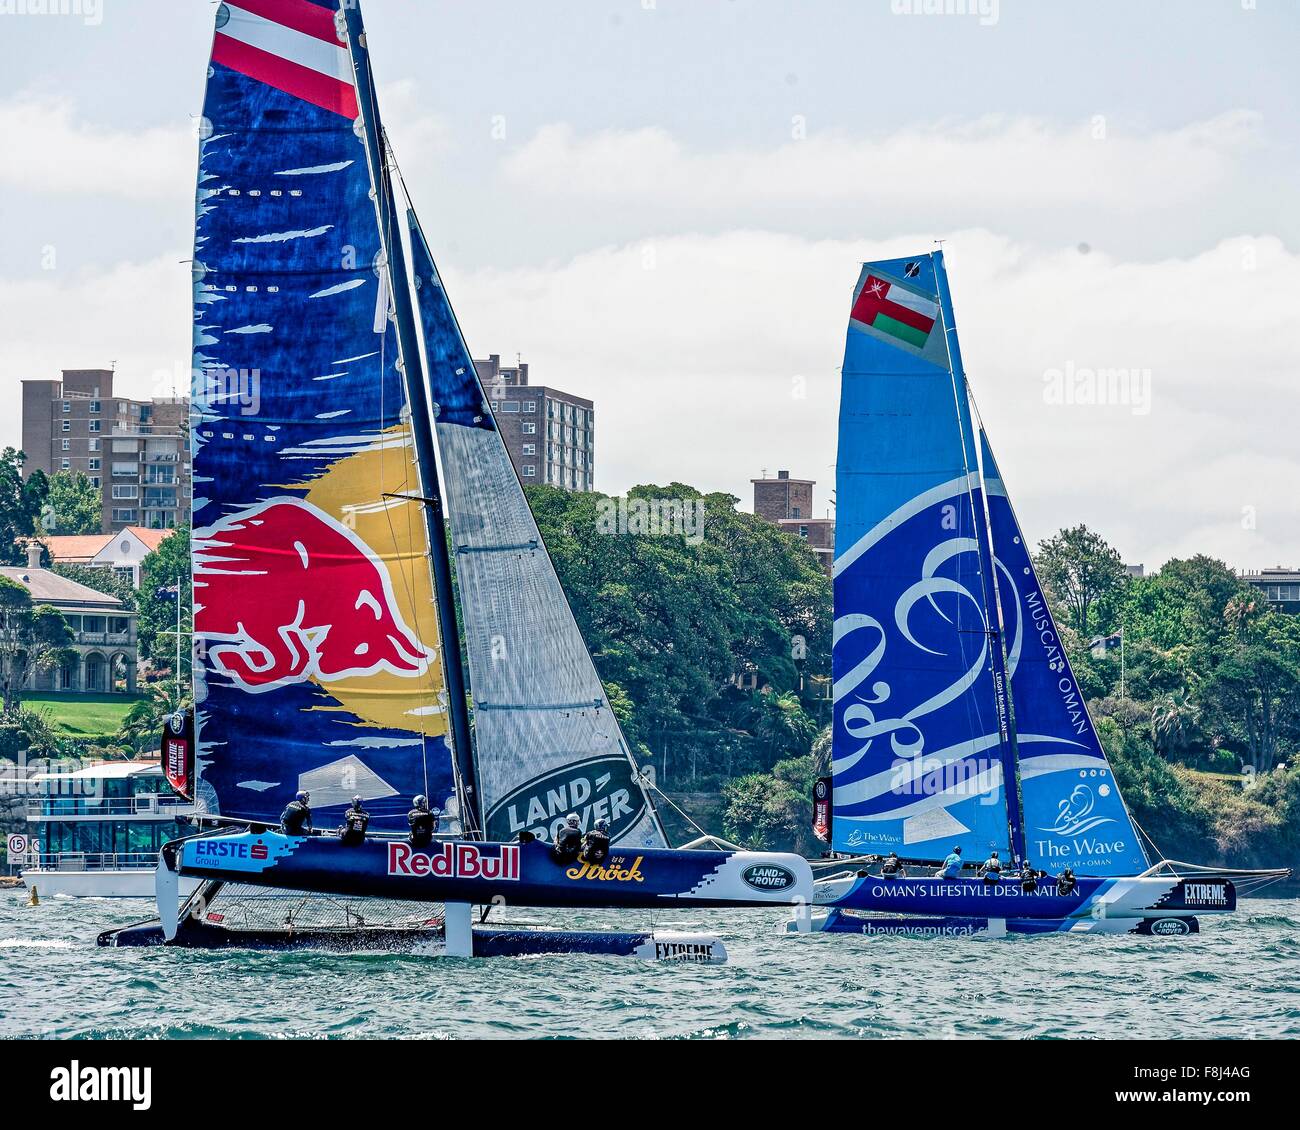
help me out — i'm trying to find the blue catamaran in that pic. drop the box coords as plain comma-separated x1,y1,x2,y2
100,0,811,960
788,252,1288,939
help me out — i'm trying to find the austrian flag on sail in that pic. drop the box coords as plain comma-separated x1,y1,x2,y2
850,273,940,352
211,0,358,118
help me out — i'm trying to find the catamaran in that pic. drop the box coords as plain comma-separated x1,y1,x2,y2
786,251,1289,939
99,0,812,960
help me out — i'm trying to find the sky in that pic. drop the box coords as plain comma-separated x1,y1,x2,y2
1,0,1297,571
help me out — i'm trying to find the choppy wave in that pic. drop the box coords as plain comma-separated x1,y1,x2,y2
2,898,1298,1039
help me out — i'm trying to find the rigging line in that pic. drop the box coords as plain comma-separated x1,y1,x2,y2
644,780,722,845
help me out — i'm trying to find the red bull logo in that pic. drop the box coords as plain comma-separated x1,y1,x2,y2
387,841,520,881
194,497,434,693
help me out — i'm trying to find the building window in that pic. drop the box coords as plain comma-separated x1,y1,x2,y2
89,438,99,452
60,458,70,470
501,401,521,413
89,420,101,433
523,465,536,478
62,401,70,413
112,509,138,523
522,422,536,435
112,485,139,499
791,507,801,519
62,420,71,432
524,401,536,413
89,401,100,414
91,477,101,488
89,458,101,470
522,443,536,456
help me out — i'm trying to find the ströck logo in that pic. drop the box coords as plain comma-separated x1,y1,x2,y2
742,863,796,892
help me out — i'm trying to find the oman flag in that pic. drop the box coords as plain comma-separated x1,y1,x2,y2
850,274,939,350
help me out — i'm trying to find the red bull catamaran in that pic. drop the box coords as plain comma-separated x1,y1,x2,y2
784,252,1288,940
100,0,813,961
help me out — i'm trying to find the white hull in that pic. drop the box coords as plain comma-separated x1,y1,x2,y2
21,868,201,899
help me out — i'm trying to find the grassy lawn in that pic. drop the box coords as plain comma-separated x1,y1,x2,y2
20,693,141,738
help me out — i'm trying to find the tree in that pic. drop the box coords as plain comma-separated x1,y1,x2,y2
41,470,103,536
0,448,47,566
136,526,191,685
50,563,136,609
1034,524,1129,638
0,576,75,714
722,755,817,853
1200,613,1300,775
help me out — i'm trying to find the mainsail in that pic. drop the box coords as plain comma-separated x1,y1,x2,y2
979,426,1148,875
190,0,459,831
832,254,1012,859
407,212,667,849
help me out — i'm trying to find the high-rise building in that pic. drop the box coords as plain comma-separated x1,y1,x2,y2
472,354,594,491
752,469,835,574
1240,567,1300,615
21,369,190,533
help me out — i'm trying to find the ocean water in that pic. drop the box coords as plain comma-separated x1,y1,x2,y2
1,894,1297,1039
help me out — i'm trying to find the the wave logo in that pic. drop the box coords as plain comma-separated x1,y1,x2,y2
1040,784,1115,836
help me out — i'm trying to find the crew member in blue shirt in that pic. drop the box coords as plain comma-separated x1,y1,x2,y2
935,845,963,879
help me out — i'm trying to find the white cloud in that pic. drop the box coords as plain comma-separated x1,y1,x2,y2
0,96,193,200
505,113,1263,209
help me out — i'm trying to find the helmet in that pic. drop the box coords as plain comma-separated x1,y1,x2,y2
990,850,999,856
413,794,428,811
953,846,961,854
296,790,309,804
565,813,580,827
352,795,363,808
595,819,609,833
888,851,898,858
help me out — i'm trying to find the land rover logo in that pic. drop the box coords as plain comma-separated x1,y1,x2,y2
813,779,829,801
484,755,648,843
742,863,796,892
168,711,186,735
1150,918,1190,936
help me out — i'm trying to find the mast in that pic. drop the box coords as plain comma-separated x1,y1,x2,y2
931,251,1026,863
343,7,479,835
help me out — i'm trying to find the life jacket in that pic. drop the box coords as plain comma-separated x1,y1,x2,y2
408,809,435,847
580,829,611,864
553,825,582,860
882,857,901,875
281,801,311,835
340,808,369,844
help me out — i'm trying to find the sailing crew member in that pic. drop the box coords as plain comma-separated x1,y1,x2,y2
579,818,611,865
280,790,312,836
935,846,963,879
880,851,906,879
979,850,1003,884
1020,860,1039,892
553,813,583,863
340,794,369,846
408,795,437,848
1056,867,1078,896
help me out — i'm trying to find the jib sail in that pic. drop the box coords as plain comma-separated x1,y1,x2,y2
189,0,458,831
406,211,666,849
979,426,1148,875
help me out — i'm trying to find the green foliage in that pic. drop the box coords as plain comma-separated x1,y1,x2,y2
136,526,191,685
1034,523,1129,637
0,577,75,714
722,755,818,853
41,470,103,535
0,448,47,565
0,704,61,758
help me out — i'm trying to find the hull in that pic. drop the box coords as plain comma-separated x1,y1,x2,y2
790,908,1201,938
97,917,726,962
814,871,1235,921
171,830,812,910
21,868,201,900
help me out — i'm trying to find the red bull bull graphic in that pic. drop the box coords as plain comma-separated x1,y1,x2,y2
195,497,434,693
